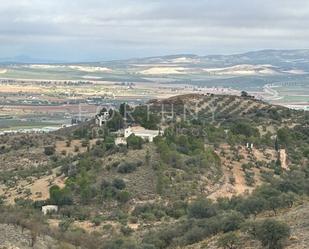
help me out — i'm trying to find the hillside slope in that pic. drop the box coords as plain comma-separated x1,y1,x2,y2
0,93,308,249
182,200,309,249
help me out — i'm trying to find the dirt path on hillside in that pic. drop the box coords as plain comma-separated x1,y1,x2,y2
280,149,288,170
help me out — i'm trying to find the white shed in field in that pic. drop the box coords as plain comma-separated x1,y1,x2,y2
42,205,58,215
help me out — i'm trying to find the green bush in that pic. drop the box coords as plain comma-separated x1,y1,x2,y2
117,162,137,174
91,215,103,226
113,178,126,190
127,134,143,149
217,232,240,249
220,211,244,232
44,146,55,156
252,219,290,249
188,198,216,219
116,191,131,203
49,185,73,206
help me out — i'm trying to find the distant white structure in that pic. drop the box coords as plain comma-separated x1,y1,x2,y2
246,143,254,149
42,205,58,215
96,111,110,127
124,126,160,142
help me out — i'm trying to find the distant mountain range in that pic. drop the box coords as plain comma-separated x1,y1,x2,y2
109,49,309,72
0,55,67,64
2,49,309,67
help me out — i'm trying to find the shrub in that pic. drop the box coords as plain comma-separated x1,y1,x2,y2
244,171,255,186
116,191,131,203
44,146,55,156
127,134,143,150
81,139,89,147
121,225,134,236
113,178,126,190
117,162,137,174
66,140,71,147
231,122,260,138
74,145,79,152
49,185,73,206
59,218,74,232
132,204,166,221
182,226,206,245
188,198,216,219
249,219,290,249
236,196,266,217
92,146,105,157
220,211,244,232
91,216,103,226
102,238,137,249
217,232,240,249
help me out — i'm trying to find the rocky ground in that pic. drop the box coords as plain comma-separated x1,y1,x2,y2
0,224,57,249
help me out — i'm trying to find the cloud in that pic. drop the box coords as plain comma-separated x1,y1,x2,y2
0,0,309,61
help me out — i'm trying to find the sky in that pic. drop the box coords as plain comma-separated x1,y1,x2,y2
1,0,309,62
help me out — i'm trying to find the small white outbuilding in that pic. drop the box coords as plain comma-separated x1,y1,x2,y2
42,205,58,215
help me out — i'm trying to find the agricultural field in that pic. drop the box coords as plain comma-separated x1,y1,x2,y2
1,50,309,131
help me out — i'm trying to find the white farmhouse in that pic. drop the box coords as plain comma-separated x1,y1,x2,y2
124,126,160,142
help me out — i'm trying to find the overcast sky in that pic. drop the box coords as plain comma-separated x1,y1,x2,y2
1,0,309,61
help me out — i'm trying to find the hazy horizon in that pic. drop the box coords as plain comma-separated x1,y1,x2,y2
2,48,309,64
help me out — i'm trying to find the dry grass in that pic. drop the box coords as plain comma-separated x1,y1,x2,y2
55,139,98,156
2,167,66,204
